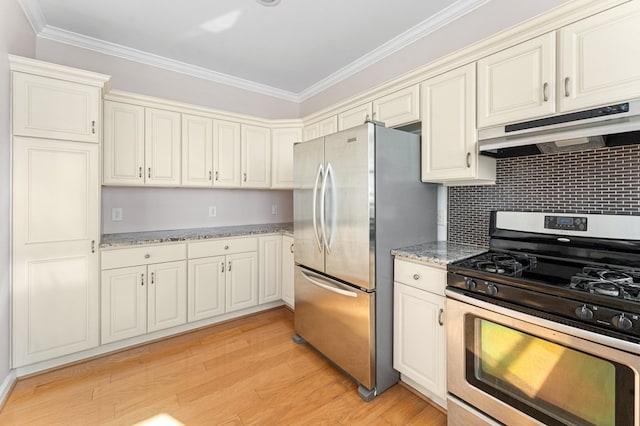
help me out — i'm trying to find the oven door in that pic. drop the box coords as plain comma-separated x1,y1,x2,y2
447,290,640,426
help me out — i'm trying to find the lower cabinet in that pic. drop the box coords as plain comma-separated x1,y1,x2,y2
187,256,225,322
226,251,259,312
101,261,187,344
393,258,447,409
281,235,295,307
259,236,282,304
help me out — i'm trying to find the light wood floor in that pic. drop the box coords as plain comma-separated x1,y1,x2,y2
0,307,446,425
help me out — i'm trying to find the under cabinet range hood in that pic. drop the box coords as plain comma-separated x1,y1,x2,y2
479,100,640,158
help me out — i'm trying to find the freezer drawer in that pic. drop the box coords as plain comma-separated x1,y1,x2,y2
294,266,375,390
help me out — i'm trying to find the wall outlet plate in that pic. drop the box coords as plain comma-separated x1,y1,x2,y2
271,204,278,215
209,206,217,217
112,208,123,221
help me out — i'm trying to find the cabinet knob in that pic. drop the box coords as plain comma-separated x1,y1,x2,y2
413,273,420,280
224,245,229,250
145,254,150,259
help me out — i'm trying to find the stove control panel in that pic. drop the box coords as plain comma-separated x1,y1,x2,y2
544,215,588,231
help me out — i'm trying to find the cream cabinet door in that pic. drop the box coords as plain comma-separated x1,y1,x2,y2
103,101,145,185
241,124,271,188
393,282,446,405
271,127,302,189
373,85,420,128
303,123,319,141
226,252,258,313
188,256,226,322
145,108,181,186
281,236,295,308
559,1,640,112
12,137,100,367
338,103,373,131
12,72,101,143
421,64,495,184
182,114,213,187
213,119,241,187
318,116,338,136
259,236,282,304
101,266,147,344
147,261,187,332
477,33,556,127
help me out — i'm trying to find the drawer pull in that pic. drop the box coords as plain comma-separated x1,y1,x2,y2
145,254,150,259
413,274,420,280
438,309,444,326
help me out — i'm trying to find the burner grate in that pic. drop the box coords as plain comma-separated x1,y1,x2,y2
570,266,640,301
458,253,537,277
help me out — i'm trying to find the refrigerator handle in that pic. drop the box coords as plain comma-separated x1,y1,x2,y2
300,270,358,298
320,162,336,254
312,164,324,252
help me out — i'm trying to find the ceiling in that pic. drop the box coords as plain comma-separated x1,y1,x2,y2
19,0,560,102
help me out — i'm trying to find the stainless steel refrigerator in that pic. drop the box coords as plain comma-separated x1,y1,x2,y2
293,122,437,401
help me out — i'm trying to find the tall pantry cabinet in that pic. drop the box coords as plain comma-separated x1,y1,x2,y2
9,56,110,368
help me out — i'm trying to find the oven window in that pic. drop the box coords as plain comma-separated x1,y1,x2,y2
466,318,635,426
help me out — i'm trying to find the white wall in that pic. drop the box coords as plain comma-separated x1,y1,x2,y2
102,187,293,234
0,0,36,399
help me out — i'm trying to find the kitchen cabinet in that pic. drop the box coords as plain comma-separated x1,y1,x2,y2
212,119,241,187
241,124,271,188
103,102,181,186
188,237,259,316
281,235,295,308
259,236,282,304
372,85,420,128
393,258,447,409
271,127,302,189
303,116,338,141
182,114,213,187
12,137,100,367
338,102,373,131
420,63,495,185
477,33,556,128
559,1,640,112
101,244,187,344
12,71,103,143
145,108,181,186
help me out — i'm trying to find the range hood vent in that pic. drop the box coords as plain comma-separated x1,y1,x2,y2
478,101,640,158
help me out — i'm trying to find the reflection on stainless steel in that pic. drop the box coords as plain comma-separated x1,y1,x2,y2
293,122,437,400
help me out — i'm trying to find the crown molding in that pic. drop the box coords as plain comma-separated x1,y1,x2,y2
18,0,490,103
296,0,490,101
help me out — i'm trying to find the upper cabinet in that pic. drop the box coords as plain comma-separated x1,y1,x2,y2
477,33,556,128
182,114,213,187
145,108,181,186
12,72,104,143
212,119,242,187
241,124,271,188
373,85,420,128
303,116,338,141
421,64,495,184
559,1,640,112
271,127,302,189
338,102,373,131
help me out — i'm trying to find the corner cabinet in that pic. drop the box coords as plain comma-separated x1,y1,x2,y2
393,258,447,409
271,127,302,189
420,64,495,185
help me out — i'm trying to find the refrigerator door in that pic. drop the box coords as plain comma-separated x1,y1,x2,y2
294,266,375,390
323,124,374,289
293,138,325,272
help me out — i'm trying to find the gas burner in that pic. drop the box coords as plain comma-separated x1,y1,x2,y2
592,282,621,297
570,266,640,301
458,252,536,277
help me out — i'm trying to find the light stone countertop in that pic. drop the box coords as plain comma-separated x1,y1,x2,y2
101,222,293,248
391,241,487,267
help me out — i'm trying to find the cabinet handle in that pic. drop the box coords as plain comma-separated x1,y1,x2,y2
365,114,370,122
145,254,150,259
209,171,212,181
243,172,247,182
215,171,219,181
466,152,471,168
228,261,232,272
148,168,151,179
151,272,155,284
91,120,96,134
290,243,294,253
221,262,225,273
413,273,420,280
139,166,143,178
141,273,145,286
542,82,549,102
564,77,570,97
438,309,444,326
91,240,96,253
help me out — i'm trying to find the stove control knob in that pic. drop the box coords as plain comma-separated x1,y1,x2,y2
465,278,477,290
486,283,498,296
575,305,594,320
612,314,633,331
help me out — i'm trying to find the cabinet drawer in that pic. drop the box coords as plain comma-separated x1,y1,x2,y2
188,237,258,259
102,244,186,269
394,258,446,296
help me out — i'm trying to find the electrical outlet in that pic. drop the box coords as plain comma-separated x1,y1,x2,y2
271,204,278,215
112,208,123,222
209,206,217,217
437,209,445,226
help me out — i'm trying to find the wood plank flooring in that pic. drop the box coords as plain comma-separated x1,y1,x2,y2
0,307,447,425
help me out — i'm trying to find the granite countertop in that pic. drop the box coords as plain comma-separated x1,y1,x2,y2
391,241,487,267
101,222,294,248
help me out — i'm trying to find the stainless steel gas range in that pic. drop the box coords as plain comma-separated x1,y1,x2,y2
446,211,640,426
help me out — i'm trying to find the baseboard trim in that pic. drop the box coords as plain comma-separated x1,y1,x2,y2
0,369,17,411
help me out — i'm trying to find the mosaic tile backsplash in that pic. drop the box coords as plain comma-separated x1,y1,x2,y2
448,145,640,247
